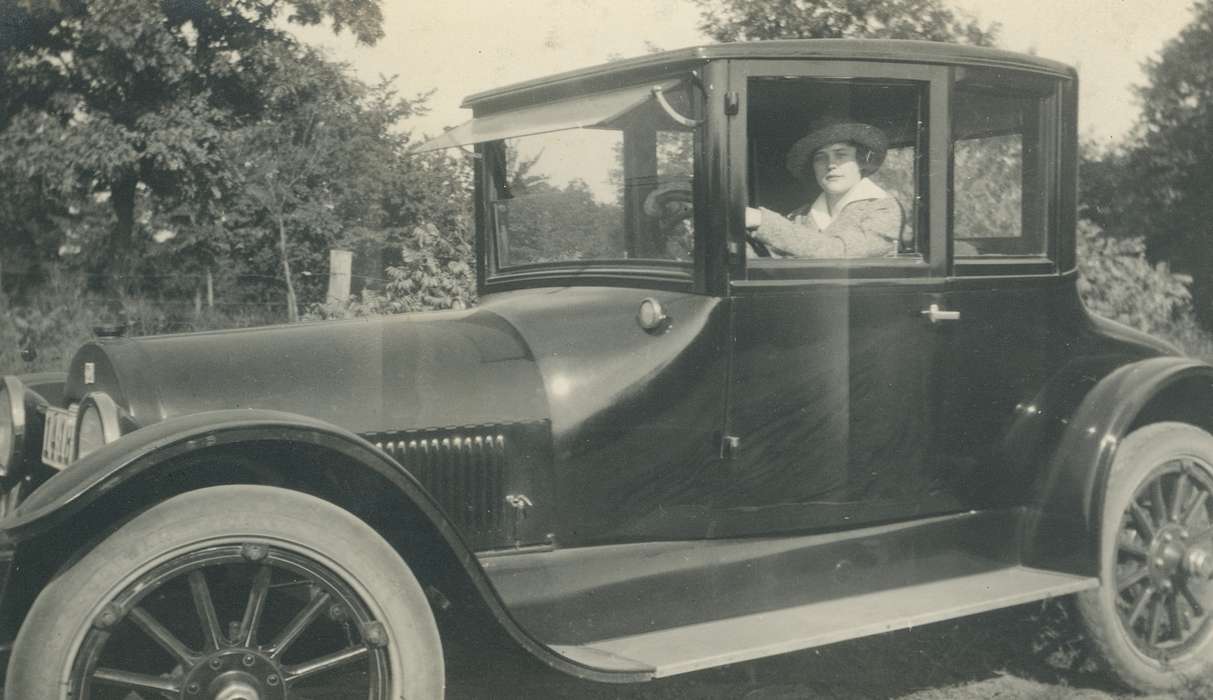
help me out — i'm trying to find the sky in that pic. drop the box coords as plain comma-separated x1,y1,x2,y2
290,0,1198,146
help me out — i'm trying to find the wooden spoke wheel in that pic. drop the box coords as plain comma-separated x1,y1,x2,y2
1113,456,1213,658
1079,422,1213,692
5,486,443,699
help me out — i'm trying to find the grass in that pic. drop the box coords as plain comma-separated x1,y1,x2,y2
1,286,284,376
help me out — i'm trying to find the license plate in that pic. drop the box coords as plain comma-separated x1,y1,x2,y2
41,405,77,470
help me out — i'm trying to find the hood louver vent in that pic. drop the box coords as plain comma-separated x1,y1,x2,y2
373,431,507,547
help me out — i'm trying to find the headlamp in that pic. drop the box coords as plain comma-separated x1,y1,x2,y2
0,377,28,477
74,392,121,461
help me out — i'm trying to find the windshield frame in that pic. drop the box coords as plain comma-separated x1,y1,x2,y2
476,72,708,296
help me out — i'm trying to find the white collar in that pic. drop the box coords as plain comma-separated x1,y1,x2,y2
808,178,890,230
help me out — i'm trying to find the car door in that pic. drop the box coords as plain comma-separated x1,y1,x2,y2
929,68,1075,508
714,61,963,537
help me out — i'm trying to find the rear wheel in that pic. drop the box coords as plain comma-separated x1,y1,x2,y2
1078,422,1213,692
6,485,444,699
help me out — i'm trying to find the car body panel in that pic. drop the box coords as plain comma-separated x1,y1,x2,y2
473,287,730,544
65,309,547,433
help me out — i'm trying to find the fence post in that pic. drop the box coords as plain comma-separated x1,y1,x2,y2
327,249,353,304
206,269,214,310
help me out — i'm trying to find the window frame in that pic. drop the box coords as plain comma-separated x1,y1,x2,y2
949,67,1064,278
728,60,951,285
476,72,707,295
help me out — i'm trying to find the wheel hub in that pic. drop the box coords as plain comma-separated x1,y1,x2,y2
182,650,284,700
1148,525,1193,584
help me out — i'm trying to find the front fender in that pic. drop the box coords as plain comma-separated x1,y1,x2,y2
0,408,650,682
1023,356,1213,575
6,409,454,542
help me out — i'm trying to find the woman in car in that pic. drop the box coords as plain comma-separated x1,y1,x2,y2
748,120,904,258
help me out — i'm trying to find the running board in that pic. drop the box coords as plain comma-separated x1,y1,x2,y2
551,565,1096,678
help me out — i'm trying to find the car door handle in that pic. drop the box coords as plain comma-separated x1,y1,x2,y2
921,304,960,324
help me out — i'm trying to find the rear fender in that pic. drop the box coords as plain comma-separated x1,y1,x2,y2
0,409,649,682
1022,357,1213,575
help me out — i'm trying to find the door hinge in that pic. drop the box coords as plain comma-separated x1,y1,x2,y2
724,91,740,115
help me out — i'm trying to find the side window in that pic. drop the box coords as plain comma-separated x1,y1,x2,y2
746,78,925,263
952,82,1052,258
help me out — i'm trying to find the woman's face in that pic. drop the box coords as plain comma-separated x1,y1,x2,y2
812,142,862,196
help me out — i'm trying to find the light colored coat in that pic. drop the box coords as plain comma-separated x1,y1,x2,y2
754,178,903,258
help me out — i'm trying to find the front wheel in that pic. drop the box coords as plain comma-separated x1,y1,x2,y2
1078,422,1213,692
6,485,444,699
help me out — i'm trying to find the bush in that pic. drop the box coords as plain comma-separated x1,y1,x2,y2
0,271,97,375
1077,219,1213,358
307,224,475,320
1,269,283,375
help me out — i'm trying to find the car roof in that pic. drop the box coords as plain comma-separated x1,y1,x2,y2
463,39,1077,114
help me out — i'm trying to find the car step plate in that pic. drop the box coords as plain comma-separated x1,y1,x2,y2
551,566,1097,678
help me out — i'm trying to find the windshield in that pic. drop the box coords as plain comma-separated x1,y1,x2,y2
485,80,700,270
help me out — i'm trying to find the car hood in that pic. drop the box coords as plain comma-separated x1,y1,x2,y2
63,309,549,434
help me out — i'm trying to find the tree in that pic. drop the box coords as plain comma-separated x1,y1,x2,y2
0,0,383,291
1091,1,1213,327
1077,139,1132,234
222,44,428,320
694,0,999,45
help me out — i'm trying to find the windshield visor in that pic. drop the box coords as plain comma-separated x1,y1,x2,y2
413,79,683,153
482,80,700,270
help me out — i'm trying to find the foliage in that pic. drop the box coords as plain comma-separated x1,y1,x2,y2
306,224,475,319
0,269,281,375
1076,219,1201,347
953,135,1023,239
0,0,477,325
219,44,421,320
499,180,625,264
694,0,999,45
1077,139,1129,234
1082,1,1213,328
0,269,94,374
0,0,384,290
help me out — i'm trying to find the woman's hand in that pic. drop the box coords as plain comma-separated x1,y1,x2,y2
745,206,763,230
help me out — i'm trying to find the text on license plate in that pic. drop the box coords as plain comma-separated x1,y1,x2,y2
41,405,77,470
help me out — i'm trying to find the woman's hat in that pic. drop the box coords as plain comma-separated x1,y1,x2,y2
786,120,889,180
643,179,693,217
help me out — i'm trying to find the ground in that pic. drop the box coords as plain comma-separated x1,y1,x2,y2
0,587,1202,697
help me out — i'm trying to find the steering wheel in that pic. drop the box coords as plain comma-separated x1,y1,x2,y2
746,234,772,257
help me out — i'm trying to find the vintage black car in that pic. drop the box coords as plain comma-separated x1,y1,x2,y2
2,39,1212,698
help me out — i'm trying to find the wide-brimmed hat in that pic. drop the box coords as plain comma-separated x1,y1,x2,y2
643,179,693,217
786,120,889,181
